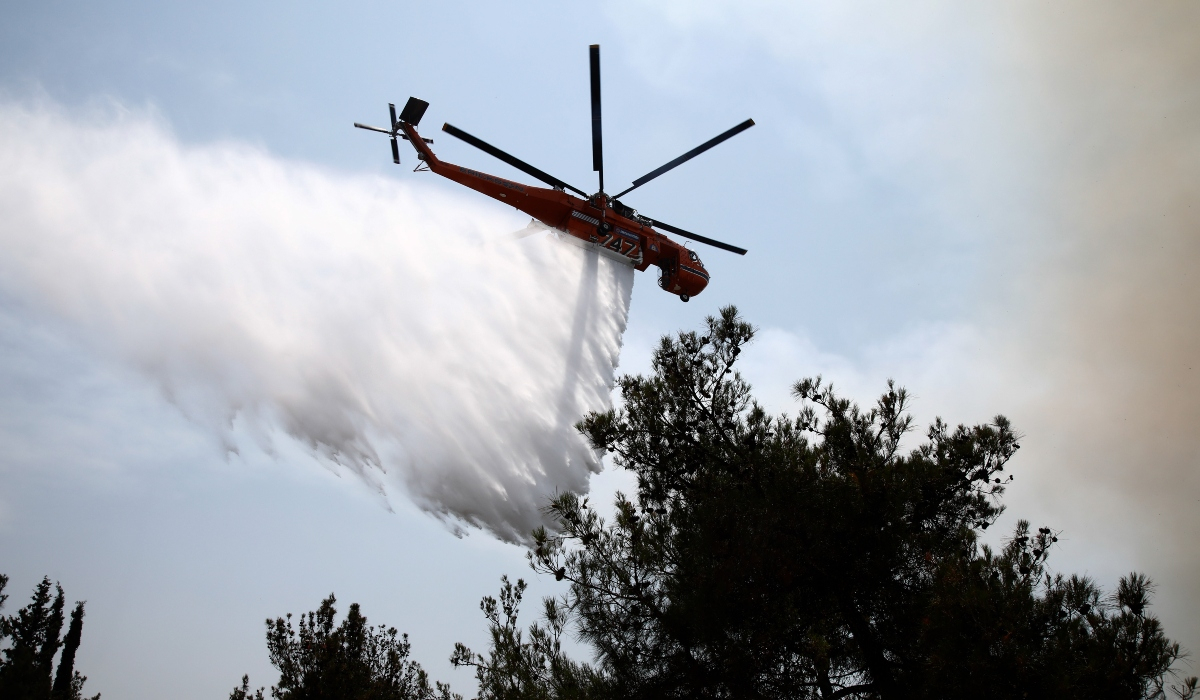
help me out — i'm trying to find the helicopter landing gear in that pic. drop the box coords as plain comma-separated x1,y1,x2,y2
680,294,690,303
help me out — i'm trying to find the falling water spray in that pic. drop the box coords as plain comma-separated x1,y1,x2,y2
0,100,635,542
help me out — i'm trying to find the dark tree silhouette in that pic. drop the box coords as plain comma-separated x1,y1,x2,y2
232,593,459,700
451,576,604,700
234,309,1192,700
516,306,1195,700
0,575,97,700
51,601,88,700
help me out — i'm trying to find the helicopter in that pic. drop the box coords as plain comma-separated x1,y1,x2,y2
354,45,752,302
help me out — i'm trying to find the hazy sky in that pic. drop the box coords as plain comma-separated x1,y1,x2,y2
1,2,1197,698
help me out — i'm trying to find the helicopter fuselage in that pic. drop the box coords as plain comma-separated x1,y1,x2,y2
400,122,710,300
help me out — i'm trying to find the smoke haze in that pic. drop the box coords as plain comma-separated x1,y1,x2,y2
1002,0,1200,652
0,100,634,542
688,0,1200,657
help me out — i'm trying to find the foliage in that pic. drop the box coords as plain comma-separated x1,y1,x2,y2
451,576,604,700
230,675,266,700
516,306,1195,700
0,575,97,700
232,309,1191,700
233,593,460,700
50,600,88,700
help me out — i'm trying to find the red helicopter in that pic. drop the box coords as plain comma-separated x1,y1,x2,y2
355,45,751,301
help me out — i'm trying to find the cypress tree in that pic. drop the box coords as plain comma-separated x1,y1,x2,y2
50,602,85,700
0,577,98,700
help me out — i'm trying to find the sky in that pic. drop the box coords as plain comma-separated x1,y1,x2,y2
1,1,1198,698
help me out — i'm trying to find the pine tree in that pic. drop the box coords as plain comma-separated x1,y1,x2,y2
516,307,1194,700
450,576,604,700
235,594,460,700
229,675,266,700
0,577,64,699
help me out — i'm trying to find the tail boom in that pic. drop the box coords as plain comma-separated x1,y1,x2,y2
395,122,707,298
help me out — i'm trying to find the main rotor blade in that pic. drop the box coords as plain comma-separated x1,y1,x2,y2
613,119,755,199
590,44,604,193
442,123,588,197
646,217,748,256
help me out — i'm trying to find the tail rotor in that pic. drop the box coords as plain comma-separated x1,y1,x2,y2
354,97,435,166
389,103,401,164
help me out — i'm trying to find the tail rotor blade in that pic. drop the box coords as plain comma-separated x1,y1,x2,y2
613,119,755,199
389,103,398,131
442,123,588,197
646,217,748,255
391,136,401,164
590,44,604,193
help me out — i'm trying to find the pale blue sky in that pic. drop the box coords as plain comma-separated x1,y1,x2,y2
1,0,1001,347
